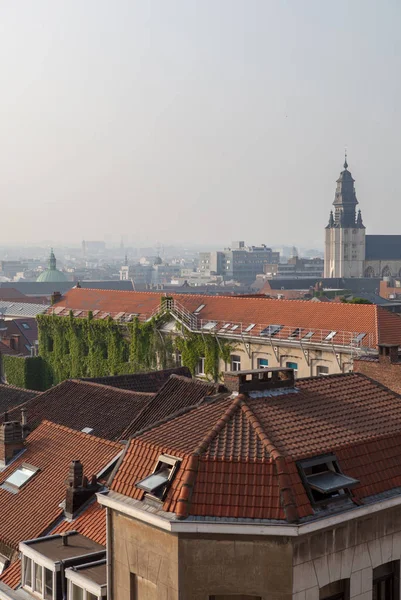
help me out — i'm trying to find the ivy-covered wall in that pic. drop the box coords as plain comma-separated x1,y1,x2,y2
33,311,235,389
2,355,48,391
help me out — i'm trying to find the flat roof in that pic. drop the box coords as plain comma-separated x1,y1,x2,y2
69,561,106,586
22,532,104,562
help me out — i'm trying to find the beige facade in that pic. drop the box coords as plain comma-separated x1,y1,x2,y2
105,499,401,600
324,226,365,278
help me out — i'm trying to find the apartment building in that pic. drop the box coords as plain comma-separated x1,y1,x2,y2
47,288,401,378
98,367,401,599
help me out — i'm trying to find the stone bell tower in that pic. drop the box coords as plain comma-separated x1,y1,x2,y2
324,155,365,278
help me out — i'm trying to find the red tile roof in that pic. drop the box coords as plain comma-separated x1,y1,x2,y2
3,380,153,441
82,366,192,393
48,288,401,347
121,375,223,439
0,420,121,552
111,373,401,522
0,501,107,590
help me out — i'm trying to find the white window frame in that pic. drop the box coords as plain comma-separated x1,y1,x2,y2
67,580,104,600
197,357,206,375
257,357,269,369
285,361,298,377
21,553,56,600
316,365,329,376
231,355,241,372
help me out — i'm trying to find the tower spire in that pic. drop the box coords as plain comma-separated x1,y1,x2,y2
344,149,348,170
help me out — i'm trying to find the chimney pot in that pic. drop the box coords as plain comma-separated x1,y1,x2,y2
60,533,68,546
224,368,295,394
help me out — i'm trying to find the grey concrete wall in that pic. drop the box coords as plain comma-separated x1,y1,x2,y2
111,510,179,600
292,506,401,599
178,533,293,600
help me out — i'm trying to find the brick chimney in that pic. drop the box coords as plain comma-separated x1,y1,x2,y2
64,460,100,519
0,415,25,465
378,344,400,365
224,368,295,394
51,291,62,305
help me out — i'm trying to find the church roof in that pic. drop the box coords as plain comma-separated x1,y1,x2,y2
366,235,401,261
36,249,68,283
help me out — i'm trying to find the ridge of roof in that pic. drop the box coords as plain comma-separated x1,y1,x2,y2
64,379,155,397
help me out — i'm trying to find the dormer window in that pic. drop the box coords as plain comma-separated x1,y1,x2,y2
22,555,54,599
297,454,359,506
136,454,181,501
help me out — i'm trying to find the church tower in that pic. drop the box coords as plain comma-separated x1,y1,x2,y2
324,156,366,277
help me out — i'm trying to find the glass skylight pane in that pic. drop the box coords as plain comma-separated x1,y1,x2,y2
136,468,170,492
325,331,337,341
222,323,231,329
261,324,282,336
231,325,239,331
353,332,366,343
202,321,217,330
244,324,255,332
5,466,36,488
194,304,205,314
307,471,359,493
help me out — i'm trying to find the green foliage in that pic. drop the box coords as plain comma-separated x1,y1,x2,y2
3,355,48,391
340,297,372,304
174,330,235,381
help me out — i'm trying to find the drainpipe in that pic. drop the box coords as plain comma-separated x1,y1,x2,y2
106,506,112,600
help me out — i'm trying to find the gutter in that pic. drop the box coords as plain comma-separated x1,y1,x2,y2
97,490,401,537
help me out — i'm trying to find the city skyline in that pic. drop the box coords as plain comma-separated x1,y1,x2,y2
1,0,400,247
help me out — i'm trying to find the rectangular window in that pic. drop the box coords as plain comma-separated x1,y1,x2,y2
231,355,241,371
4,465,38,490
260,324,282,337
257,358,269,369
136,454,180,500
23,556,32,588
286,362,298,377
44,568,53,599
373,561,400,600
197,357,205,375
289,328,301,339
303,331,314,340
72,583,84,600
325,331,337,341
317,365,329,376
298,454,359,506
87,593,97,600
244,323,255,332
34,562,43,594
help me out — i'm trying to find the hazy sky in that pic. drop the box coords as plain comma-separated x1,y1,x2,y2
1,0,400,249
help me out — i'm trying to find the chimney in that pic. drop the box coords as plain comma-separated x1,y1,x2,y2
64,460,100,519
0,418,25,465
224,368,295,394
378,344,400,365
51,291,62,306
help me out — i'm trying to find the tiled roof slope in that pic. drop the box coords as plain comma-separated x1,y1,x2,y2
121,375,223,439
82,366,192,393
0,384,38,413
0,421,121,552
111,373,401,523
0,501,106,590
2,380,152,441
48,288,401,346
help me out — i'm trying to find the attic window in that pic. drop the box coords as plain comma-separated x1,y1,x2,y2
289,327,301,339
202,321,217,331
325,331,337,341
303,331,314,340
3,464,39,491
81,427,94,434
260,324,282,337
353,332,366,344
194,304,205,314
244,323,255,332
21,322,30,330
297,454,359,506
136,454,181,501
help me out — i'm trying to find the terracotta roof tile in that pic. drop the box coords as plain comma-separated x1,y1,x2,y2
54,501,106,545
47,287,401,347
121,375,222,439
0,420,121,551
0,558,21,590
2,380,153,441
82,366,192,392
111,373,401,522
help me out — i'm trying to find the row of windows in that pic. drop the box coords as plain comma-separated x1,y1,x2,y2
195,355,330,377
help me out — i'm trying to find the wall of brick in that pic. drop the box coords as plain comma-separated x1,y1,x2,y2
354,357,401,395
292,505,401,599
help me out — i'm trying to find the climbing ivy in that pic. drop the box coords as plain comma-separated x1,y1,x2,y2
32,311,236,389
3,355,49,391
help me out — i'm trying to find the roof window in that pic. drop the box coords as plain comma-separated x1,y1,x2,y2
231,324,239,331
303,331,314,340
3,464,39,491
136,454,181,501
21,322,30,330
81,427,94,434
260,324,282,337
244,323,255,332
194,304,205,314
289,327,301,339
353,332,366,344
202,321,217,331
325,331,337,341
297,454,358,506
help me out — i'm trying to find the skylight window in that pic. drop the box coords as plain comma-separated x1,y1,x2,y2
244,323,255,332
136,454,181,500
194,304,205,314
3,464,38,490
289,328,301,339
231,324,239,331
81,427,94,434
260,324,282,337
325,331,337,341
21,322,30,330
302,331,314,340
353,332,366,344
297,454,359,506
202,321,217,331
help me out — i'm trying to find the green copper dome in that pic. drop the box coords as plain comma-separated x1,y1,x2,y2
36,248,68,283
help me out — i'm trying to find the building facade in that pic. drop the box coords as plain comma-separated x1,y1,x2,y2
325,158,401,278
